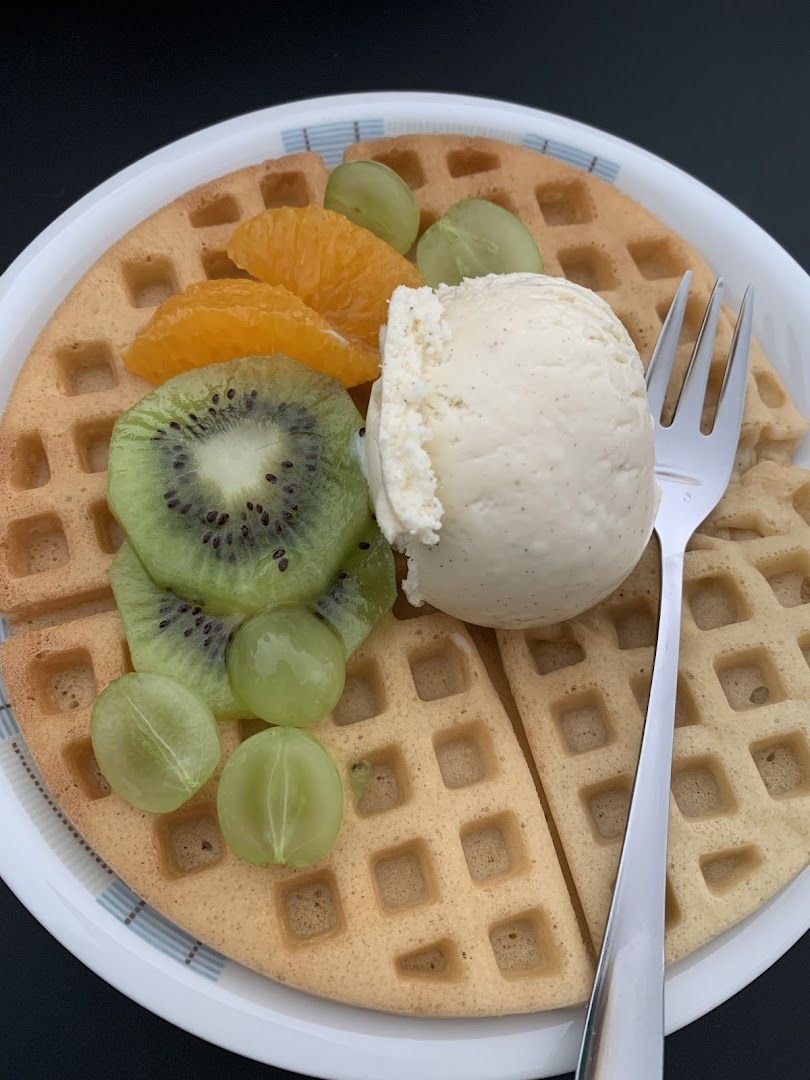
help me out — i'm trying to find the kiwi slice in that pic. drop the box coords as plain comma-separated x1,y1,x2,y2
111,542,248,721
107,356,370,614
315,519,396,656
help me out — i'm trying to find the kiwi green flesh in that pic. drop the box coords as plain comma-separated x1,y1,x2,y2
107,356,370,615
315,519,395,656
111,541,249,721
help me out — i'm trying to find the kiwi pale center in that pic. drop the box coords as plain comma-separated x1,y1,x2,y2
152,388,323,570
195,425,287,499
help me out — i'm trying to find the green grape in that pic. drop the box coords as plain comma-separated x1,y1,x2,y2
217,727,343,867
226,605,345,727
91,673,220,813
325,160,419,254
416,198,542,287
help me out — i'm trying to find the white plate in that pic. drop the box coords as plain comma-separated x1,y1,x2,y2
1,91,808,1080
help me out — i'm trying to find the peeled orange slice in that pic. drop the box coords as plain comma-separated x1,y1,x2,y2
227,205,423,348
123,280,379,387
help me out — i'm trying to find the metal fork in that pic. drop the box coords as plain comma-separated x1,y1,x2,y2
575,272,754,1080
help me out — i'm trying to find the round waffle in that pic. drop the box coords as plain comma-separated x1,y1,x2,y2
0,135,807,1016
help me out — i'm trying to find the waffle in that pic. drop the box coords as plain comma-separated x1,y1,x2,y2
0,134,808,1017
500,460,810,962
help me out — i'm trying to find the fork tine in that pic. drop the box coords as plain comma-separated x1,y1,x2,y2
671,277,724,426
646,271,692,422
709,285,754,453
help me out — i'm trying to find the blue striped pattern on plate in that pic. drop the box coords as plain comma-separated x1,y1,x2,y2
0,619,18,739
98,880,224,981
282,118,385,165
280,117,620,183
0,701,17,739
522,132,620,183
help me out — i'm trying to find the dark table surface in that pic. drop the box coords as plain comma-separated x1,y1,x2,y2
1,6,808,1079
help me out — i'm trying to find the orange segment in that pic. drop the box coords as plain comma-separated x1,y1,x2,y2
123,280,379,387
227,205,423,348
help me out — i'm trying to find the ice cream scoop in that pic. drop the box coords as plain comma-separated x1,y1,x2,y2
363,272,659,629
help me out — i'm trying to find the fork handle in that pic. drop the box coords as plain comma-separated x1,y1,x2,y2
575,539,684,1080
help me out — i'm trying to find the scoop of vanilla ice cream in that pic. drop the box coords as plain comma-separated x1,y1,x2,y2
363,272,658,629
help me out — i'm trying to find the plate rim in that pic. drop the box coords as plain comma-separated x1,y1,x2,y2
1,90,808,1080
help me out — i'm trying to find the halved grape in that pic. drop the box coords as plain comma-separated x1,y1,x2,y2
416,198,542,287
325,160,419,254
226,605,345,727
91,672,220,813
217,727,343,867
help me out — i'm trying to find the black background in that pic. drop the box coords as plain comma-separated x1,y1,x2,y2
1,5,808,1078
